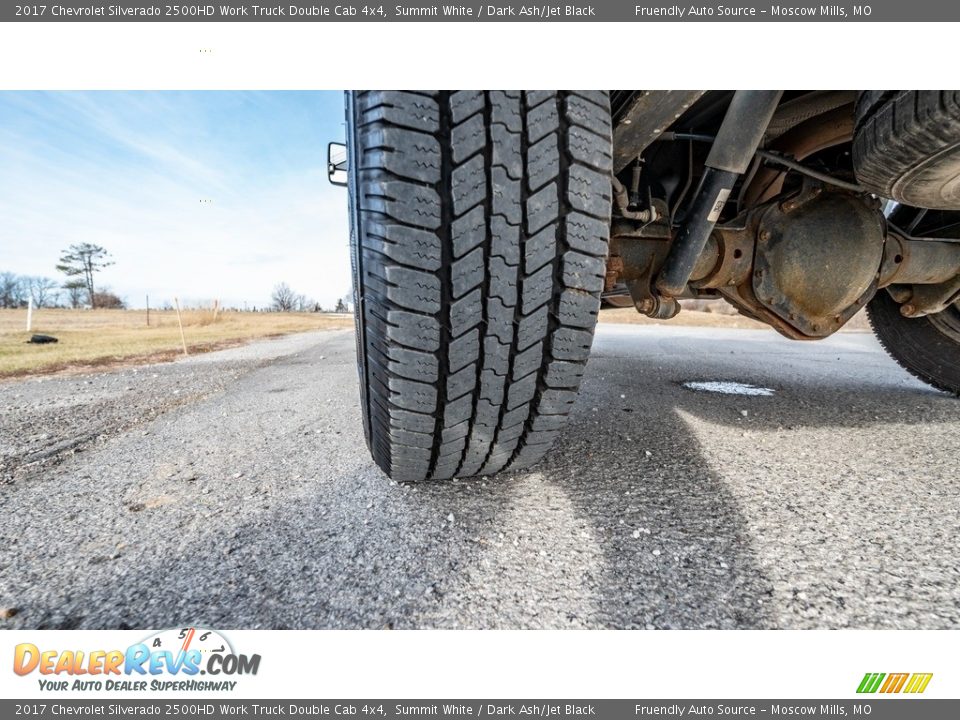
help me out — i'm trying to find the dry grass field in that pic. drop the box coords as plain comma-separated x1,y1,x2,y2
599,307,768,330
0,308,352,378
1,304,873,379
599,304,873,331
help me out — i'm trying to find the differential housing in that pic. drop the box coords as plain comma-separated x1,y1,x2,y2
748,188,885,337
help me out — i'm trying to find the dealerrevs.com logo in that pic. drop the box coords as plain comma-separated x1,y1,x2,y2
857,673,933,694
13,627,260,693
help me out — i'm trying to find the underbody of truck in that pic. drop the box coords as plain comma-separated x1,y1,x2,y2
336,90,960,481
603,91,960,342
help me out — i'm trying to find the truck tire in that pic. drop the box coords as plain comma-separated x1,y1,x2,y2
867,289,960,396
347,91,613,481
853,90,960,210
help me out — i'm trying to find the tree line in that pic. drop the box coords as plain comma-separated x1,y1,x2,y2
1,242,122,309
270,282,349,313
3,241,350,313
0,272,125,309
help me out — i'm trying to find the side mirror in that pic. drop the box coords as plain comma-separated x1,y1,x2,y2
327,142,348,186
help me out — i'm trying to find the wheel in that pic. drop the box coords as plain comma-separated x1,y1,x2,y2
867,289,960,395
853,90,960,210
347,91,613,481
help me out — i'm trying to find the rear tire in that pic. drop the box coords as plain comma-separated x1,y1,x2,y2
853,90,960,209
347,91,613,481
867,289,960,395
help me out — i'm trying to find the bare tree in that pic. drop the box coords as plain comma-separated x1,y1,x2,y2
28,276,60,308
296,294,320,312
63,280,87,309
0,272,26,308
56,243,114,308
271,282,296,312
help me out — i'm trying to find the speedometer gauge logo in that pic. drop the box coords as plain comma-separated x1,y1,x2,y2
142,627,234,661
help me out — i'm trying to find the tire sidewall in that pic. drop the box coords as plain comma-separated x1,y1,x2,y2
345,91,373,449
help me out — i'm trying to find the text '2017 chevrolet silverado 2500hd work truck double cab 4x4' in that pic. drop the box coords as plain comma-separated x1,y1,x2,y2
329,90,960,482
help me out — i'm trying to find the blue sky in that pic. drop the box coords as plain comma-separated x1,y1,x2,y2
0,91,351,309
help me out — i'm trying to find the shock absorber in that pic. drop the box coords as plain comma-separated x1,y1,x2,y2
655,91,783,298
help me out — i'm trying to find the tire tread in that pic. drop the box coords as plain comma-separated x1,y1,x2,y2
853,90,960,208
351,91,611,481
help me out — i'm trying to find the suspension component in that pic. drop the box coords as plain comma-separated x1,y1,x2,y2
615,182,960,337
655,91,783,297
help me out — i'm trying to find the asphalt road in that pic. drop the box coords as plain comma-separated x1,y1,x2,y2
2,324,958,630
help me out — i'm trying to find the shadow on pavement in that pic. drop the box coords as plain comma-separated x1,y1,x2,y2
8,327,960,629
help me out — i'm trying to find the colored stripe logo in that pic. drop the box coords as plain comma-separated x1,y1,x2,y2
857,672,933,694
